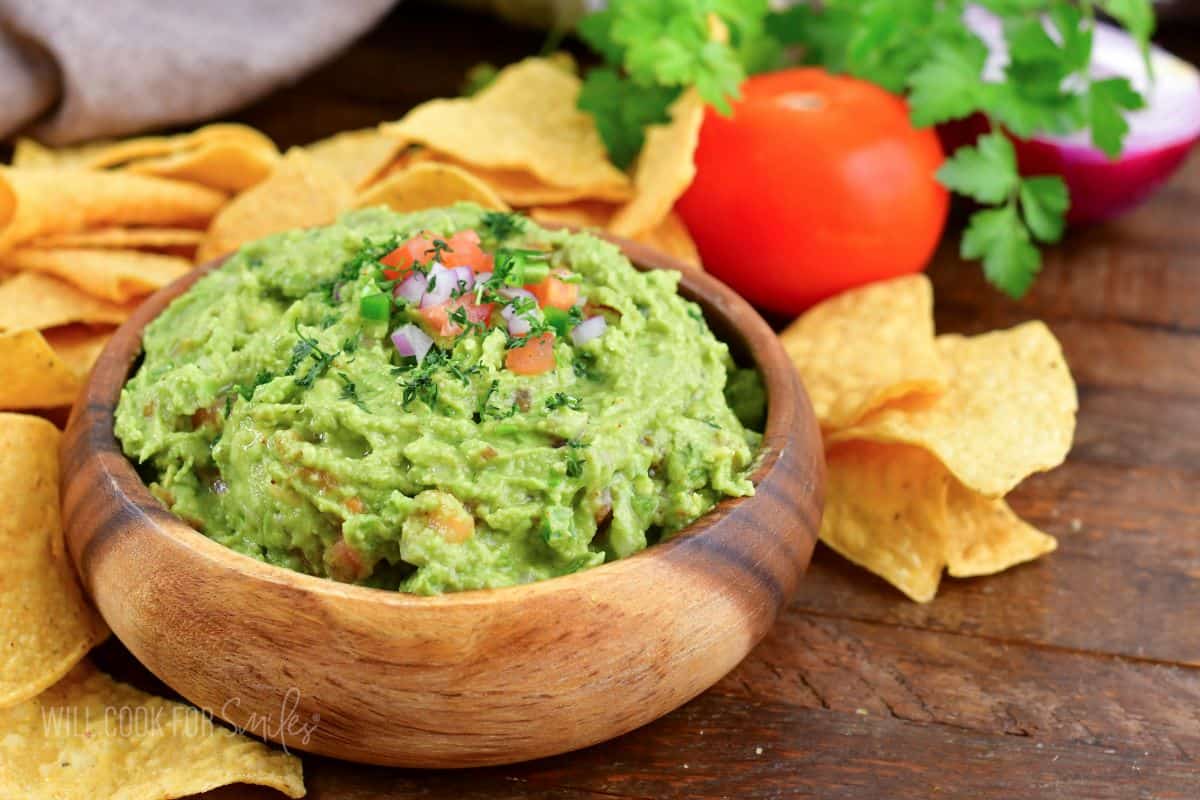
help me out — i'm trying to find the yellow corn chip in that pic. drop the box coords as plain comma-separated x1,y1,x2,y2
127,139,280,193
0,330,81,408
44,325,114,377
0,414,108,707
27,226,203,252
821,441,951,603
405,152,632,205
355,162,509,214
636,211,702,268
822,440,1057,601
197,148,352,263
383,58,630,197
943,481,1057,577
779,274,947,431
531,203,701,268
0,168,226,252
3,248,191,303
829,321,1077,497
12,123,275,171
609,89,704,238
529,201,615,230
0,272,134,332
305,127,409,190
0,661,305,799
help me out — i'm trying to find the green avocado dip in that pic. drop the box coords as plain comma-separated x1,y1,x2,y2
115,204,762,594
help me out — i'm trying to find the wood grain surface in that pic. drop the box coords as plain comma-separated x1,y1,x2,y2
87,1,1198,796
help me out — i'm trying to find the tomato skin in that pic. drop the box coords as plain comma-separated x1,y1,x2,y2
505,332,556,375
419,297,494,338
677,68,949,313
528,270,579,310
441,230,494,273
380,232,435,280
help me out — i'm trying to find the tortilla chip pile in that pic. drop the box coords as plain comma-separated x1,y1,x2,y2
781,275,1078,602
0,124,280,412
0,413,304,798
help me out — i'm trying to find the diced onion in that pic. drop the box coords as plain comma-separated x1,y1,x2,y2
391,324,433,363
501,303,533,336
570,315,607,346
498,286,535,302
394,272,426,305
420,263,454,308
475,271,493,285
451,266,475,293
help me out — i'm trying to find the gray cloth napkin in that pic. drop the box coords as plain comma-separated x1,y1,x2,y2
0,0,396,145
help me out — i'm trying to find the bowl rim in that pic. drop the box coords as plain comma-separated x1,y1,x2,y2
69,226,812,609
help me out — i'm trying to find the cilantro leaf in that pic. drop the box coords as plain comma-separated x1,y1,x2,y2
576,10,622,66
577,68,678,169
906,37,988,127
1019,175,1070,244
935,132,1018,205
1098,0,1155,49
1087,77,1145,159
961,204,1041,298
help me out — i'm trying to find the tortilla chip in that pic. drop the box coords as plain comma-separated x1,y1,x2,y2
779,275,948,431
197,148,352,263
0,661,305,799
529,201,615,230
128,139,279,193
27,226,203,252
609,89,704,239
0,414,108,708
822,440,1056,601
0,272,134,332
12,124,275,171
3,248,191,303
829,321,1077,497
821,441,951,603
0,169,226,252
305,127,409,190
383,58,630,197
0,331,81,408
943,481,1057,577
44,325,113,377
635,211,702,268
355,162,509,214
403,153,632,205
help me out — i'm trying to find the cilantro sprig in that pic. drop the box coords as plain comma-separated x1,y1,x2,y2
573,0,1154,298
765,0,1153,298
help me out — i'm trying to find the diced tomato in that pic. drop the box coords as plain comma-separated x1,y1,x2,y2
380,231,437,280
419,297,495,338
325,538,371,582
528,269,578,310
441,229,494,273
505,332,556,375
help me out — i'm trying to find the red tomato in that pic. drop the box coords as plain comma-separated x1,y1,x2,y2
419,297,495,338
528,270,579,310
441,229,494,273
677,68,949,313
505,332,556,375
380,231,436,280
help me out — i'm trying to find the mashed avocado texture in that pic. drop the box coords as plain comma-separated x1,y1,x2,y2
115,205,760,594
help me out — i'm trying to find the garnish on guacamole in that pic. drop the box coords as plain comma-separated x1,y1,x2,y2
115,205,762,594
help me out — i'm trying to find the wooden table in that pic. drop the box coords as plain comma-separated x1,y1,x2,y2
156,4,1200,797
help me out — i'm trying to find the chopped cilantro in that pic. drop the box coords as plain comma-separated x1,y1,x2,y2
479,211,525,242
337,372,369,411
545,392,582,411
565,449,586,478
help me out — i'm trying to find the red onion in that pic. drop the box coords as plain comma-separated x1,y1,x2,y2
475,271,493,285
391,324,433,363
570,316,607,346
500,303,533,336
420,263,454,308
451,266,475,293
394,272,426,305
959,7,1200,224
498,286,535,302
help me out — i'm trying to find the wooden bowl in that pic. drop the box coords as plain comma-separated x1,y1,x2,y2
61,236,824,768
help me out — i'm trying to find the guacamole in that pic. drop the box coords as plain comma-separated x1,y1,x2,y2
115,205,761,594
